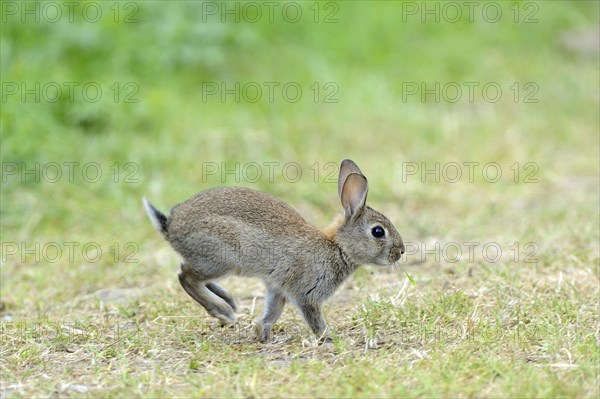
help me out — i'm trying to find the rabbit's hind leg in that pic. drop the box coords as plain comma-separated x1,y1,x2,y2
206,281,237,312
178,263,237,324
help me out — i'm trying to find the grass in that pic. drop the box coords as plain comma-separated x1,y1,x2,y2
1,1,599,397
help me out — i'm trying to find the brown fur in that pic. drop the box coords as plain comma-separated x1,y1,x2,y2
322,214,345,240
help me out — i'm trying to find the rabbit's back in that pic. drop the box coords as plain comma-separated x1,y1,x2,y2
166,187,322,278
170,186,308,228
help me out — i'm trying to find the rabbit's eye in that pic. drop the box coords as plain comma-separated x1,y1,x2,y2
371,226,385,238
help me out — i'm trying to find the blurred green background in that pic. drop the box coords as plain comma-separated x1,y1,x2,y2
0,1,599,396
2,1,598,238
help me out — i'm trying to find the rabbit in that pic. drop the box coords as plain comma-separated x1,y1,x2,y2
143,159,405,341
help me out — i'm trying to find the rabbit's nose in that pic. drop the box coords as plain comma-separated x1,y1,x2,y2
400,242,405,255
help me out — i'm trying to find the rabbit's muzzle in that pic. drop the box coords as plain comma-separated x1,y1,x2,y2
388,240,405,264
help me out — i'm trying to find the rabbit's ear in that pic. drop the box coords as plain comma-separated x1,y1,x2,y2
341,173,368,218
338,159,364,199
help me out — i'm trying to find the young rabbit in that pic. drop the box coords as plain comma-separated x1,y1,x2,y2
144,159,405,341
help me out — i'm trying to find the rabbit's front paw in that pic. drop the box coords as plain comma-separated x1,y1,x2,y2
253,322,272,342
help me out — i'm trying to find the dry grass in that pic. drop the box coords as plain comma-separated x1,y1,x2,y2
2,225,598,397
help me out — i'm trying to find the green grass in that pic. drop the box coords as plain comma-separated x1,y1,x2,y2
1,1,599,397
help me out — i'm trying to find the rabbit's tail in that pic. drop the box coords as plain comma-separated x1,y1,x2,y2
143,197,169,235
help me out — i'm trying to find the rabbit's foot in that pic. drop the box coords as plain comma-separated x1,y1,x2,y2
206,282,238,312
253,322,272,342
210,303,237,325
